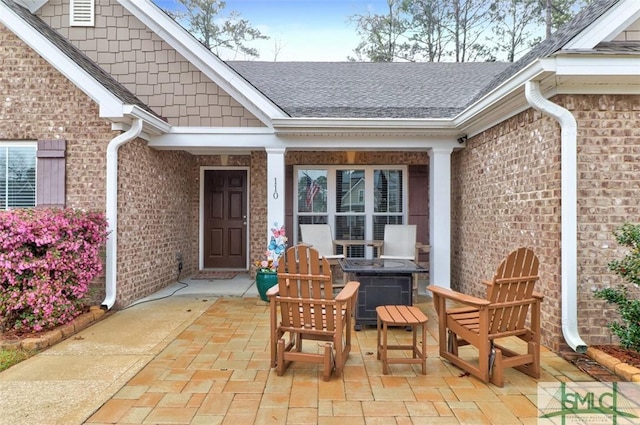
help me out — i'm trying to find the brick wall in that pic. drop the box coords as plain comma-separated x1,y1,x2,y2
37,0,263,127
115,140,194,307
570,93,640,346
452,94,640,352
0,24,203,308
1,25,113,302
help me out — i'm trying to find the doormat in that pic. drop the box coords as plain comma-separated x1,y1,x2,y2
191,271,240,280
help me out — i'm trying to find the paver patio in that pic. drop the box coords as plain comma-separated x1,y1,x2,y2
84,295,596,425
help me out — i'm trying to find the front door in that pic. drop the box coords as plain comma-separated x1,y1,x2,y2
203,169,247,268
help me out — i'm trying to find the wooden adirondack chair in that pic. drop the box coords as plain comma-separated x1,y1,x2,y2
427,247,543,387
267,244,359,381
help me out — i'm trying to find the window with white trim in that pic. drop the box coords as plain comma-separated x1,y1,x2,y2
70,0,95,27
295,165,407,258
0,142,37,210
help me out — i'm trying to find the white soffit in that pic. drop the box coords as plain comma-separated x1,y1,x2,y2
117,0,286,126
564,0,640,48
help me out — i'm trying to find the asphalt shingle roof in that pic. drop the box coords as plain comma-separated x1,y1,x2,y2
227,61,511,119
229,0,624,120
3,0,627,122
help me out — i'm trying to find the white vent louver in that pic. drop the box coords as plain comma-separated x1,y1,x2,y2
70,0,94,27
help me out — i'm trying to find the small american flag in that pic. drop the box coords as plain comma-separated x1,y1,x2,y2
305,179,320,211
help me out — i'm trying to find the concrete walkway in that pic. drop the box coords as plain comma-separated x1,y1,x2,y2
0,275,599,425
0,276,257,425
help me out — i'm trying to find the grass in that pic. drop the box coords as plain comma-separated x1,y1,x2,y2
0,347,34,372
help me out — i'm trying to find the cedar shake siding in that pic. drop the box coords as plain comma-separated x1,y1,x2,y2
451,94,640,351
36,0,263,127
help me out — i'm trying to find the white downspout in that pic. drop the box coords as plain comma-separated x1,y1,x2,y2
101,119,143,310
525,81,587,353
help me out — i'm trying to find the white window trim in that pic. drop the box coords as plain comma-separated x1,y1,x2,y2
294,165,408,246
0,141,37,210
70,0,95,27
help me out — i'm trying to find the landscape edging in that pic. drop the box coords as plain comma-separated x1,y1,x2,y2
0,306,106,352
586,346,640,383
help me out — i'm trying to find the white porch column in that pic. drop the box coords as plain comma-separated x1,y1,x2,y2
266,148,286,240
429,148,452,289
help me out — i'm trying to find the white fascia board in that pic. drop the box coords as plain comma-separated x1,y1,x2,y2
553,55,640,76
276,134,460,150
271,117,457,136
147,128,459,151
118,0,286,125
149,130,282,150
459,54,640,137
0,3,124,118
565,0,640,48
454,60,550,135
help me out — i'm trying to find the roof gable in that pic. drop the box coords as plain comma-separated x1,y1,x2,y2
473,0,637,104
117,0,286,125
1,0,161,122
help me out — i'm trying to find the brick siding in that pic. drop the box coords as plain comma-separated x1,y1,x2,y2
2,25,204,307
1,25,112,302
452,94,640,352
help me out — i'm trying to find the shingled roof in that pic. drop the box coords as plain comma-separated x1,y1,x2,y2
3,0,626,123
229,0,624,120
471,0,623,103
227,61,511,119
2,0,160,118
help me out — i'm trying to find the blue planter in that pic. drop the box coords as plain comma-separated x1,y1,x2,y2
256,271,278,302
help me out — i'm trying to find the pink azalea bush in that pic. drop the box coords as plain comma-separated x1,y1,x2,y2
0,208,108,332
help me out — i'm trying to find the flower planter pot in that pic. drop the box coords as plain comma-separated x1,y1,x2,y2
256,271,278,302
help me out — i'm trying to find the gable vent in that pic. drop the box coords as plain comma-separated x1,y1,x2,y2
70,0,94,27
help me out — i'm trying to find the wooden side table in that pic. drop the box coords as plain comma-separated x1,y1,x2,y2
376,305,428,375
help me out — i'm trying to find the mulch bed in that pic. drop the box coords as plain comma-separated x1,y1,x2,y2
593,345,640,369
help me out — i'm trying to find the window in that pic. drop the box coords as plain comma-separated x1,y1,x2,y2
0,142,37,210
295,165,407,258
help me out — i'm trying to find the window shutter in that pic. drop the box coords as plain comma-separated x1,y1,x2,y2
70,0,94,27
36,140,66,208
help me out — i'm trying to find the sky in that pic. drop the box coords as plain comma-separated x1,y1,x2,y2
153,0,385,62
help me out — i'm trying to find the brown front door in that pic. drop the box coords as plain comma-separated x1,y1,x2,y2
203,169,247,268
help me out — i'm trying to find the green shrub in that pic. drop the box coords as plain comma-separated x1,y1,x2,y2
594,223,640,351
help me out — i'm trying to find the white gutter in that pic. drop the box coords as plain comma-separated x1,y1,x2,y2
102,118,143,309
525,81,587,353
